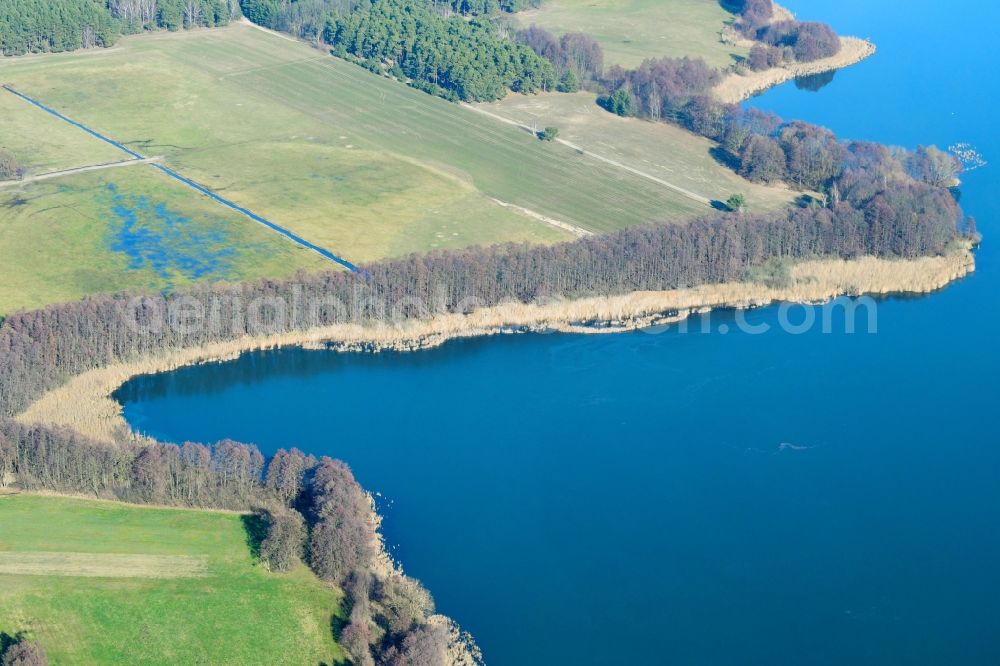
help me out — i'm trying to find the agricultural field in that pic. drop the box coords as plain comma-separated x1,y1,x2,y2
0,24,695,313
479,92,798,214
0,21,788,314
514,0,748,69
0,493,346,665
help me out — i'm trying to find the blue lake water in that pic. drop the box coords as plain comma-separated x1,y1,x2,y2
117,0,999,663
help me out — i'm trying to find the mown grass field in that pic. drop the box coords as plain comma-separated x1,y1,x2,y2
0,493,346,665
514,0,747,69
480,92,798,213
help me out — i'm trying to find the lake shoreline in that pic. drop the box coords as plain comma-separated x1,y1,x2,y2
714,36,877,104
17,245,974,446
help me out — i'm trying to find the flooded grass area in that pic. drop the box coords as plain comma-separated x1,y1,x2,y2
0,167,328,313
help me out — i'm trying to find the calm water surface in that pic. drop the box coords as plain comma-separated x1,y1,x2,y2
118,1,1000,662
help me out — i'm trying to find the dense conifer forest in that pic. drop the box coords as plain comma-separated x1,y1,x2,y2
323,0,555,101
0,0,239,55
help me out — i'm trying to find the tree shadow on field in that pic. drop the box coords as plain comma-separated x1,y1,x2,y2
794,193,822,208
709,145,741,172
0,631,30,656
328,614,352,666
241,512,267,561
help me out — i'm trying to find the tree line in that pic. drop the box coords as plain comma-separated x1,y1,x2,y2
580,39,963,206
431,0,540,16
233,0,845,105
1,0,238,56
111,0,239,33
238,0,358,42
0,168,969,425
728,0,841,70
681,95,964,205
322,0,556,101
0,423,476,665
239,0,558,100
516,25,603,91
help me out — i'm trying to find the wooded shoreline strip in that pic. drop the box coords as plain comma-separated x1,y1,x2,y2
713,36,877,104
17,246,974,446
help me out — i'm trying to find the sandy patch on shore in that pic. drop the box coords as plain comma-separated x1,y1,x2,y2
16,246,974,445
714,36,876,104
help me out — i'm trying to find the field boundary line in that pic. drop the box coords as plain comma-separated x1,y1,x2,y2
1,84,360,273
3,85,144,158
0,157,162,188
0,551,209,579
489,198,593,237
463,103,714,207
239,17,300,43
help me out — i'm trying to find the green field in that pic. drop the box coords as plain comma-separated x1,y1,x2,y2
0,493,346,665
0,167,329,314
0,21,789,314
480,92,797,213
515,0,747,69
0,92,125,177
0,23,755,313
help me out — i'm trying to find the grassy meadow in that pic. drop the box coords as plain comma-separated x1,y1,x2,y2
0,92,126,177
480,92,798,213
0,493,346,665
514,0,748,69
0,21,792,314
0,23,745,312
0,167,328,314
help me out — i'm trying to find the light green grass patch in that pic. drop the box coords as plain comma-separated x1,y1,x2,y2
0,91,125,176
172,141,569,263
0,494,346,666
481,92,798,213
0,552,209,578
0,23,778,313
0,166,328,314
515,0,747,69
1,24,709,239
